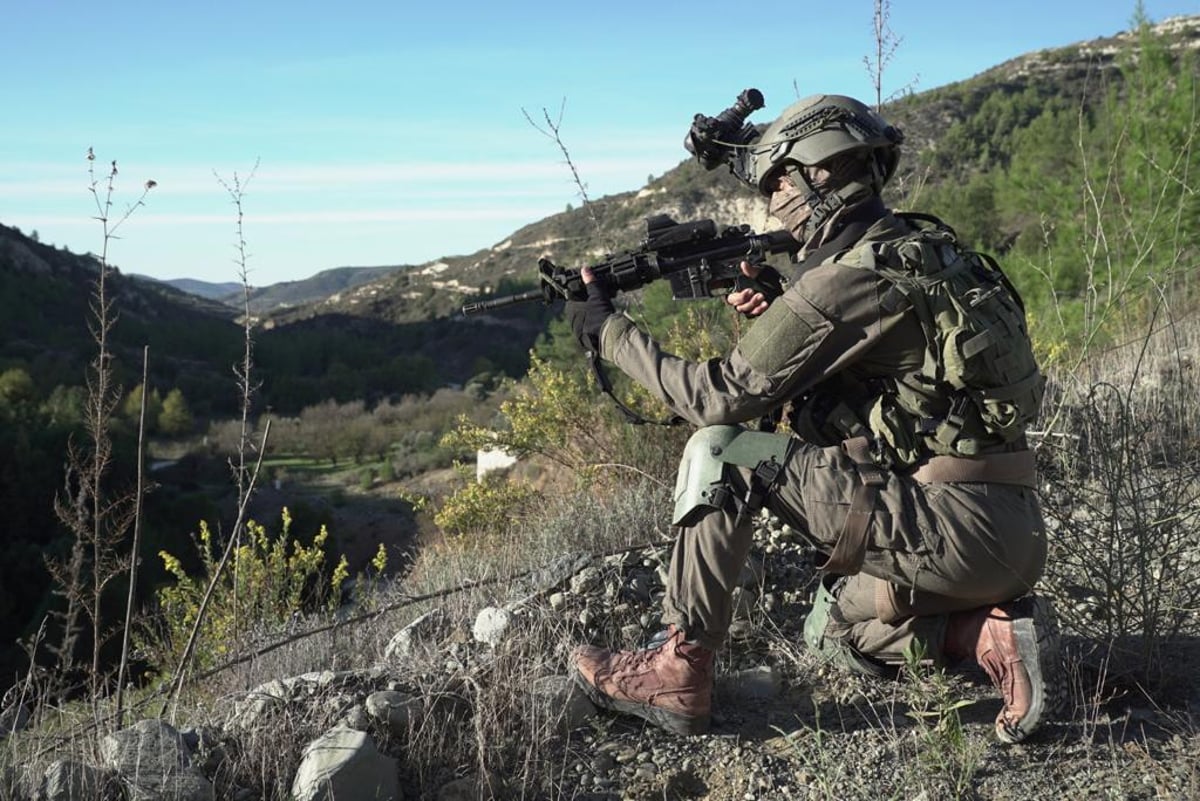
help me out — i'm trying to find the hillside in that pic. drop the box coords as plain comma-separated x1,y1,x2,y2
0,224,542,418
0,223,245,417
136,275,242,301
258,14,1199,333
2,14,1199,801
220,263,414,313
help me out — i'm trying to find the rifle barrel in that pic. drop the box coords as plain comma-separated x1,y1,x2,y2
461,288,545,315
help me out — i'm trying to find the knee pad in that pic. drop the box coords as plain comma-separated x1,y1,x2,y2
671,425,791,527
803,573,893,679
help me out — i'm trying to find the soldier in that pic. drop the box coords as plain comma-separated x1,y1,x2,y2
564,92,1058,744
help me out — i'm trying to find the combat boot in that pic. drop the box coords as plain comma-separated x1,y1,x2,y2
945,595,1060,744
570,626,713,735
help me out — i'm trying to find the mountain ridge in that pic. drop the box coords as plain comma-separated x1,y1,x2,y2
3,14,1197,400
250,14,1200,327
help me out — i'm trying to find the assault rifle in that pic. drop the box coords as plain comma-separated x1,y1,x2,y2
460,214,799,316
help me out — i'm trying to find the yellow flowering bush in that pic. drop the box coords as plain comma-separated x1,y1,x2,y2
432,466,539,540
441,354,613,474
139,508,350,676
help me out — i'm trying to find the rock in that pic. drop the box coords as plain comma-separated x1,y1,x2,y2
528,676,597,731
569,566,603,595
384,609,450,661
41,760,108,801
100,718,190,774
472,606,514,646
225,678,289,730
365,691,425,737
342,704,371,731
182,726,229,777
723,665,784,700
132,771,215,801
100,719,213,801
281,670,364,701
291,725,400,801
436,771,504,801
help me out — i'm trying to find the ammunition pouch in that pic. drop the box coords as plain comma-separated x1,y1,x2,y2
671,425,792,528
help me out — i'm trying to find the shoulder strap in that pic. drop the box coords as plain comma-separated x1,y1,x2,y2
895,211,957,238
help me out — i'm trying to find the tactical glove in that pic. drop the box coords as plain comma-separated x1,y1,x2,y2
565,281,615,353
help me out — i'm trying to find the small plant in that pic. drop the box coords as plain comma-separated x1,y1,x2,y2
432,465,539,541
896,640,986,799
345,543,388,611
359,466,376,491
769,703,852,801
139,508,347,676
45,151,155,700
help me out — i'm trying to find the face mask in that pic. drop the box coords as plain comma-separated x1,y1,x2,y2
768,182,813,240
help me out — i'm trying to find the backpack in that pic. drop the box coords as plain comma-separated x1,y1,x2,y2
861,213,1045,466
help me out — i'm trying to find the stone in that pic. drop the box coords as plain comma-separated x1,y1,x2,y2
100,718,213,801
365,691,424,737
100,718,190,775
225,679,289,730
472,607,514,646
383,609,450,661
724,665,783,700
41,760,107,801
528,676,597,732
569,566,603,595
436,771,504,801
342,704,371,731
291,725,400,801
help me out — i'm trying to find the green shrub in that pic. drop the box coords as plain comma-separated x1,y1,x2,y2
138,508,348,677
432,467,539,540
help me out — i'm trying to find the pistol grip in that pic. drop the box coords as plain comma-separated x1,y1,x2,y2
734,266,784,303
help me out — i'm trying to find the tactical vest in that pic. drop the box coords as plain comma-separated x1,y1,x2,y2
793,213,1045,469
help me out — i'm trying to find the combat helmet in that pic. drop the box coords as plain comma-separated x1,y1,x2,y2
738,94,904,237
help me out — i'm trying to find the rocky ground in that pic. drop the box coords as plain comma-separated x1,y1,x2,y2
4,512,1198,800
525,515,1200,801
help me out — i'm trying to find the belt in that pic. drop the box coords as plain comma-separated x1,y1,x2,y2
820,438,1037,575
910,449,1038,488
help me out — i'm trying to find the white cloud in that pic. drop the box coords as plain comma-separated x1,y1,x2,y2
7,206,558,229
0,155,676,200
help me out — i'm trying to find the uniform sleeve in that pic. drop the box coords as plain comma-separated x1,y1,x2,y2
598,262,905,427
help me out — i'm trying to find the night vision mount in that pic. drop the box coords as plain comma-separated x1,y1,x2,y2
683,88,766,176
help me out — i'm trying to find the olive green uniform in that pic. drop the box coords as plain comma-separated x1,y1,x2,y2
597,212,1046,665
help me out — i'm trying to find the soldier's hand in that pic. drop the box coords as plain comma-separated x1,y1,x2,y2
564,267,615,353
726,261,771,317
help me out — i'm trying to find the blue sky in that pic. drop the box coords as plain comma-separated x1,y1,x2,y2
4,0,1197,286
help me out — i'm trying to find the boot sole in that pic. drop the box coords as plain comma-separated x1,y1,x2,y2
569,666,711,736
998,595,1060,744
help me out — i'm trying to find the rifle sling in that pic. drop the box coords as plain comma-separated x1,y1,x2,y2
588,351,684,427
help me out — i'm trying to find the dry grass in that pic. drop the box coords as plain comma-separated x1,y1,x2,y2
6,317,1200,798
